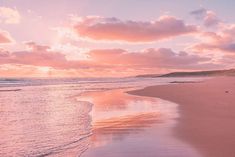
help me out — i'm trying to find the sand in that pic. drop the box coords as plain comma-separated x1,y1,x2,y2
128,77,235,157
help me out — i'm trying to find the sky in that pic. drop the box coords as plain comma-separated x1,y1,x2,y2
0,0,235,77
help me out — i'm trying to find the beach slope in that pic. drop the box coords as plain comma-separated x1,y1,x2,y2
128,77,235,157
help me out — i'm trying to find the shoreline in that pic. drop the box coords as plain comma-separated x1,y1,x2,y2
128,77,235,157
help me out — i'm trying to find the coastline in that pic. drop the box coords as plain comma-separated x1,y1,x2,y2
128,77,235,157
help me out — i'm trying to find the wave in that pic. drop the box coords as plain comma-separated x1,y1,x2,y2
0,89,21,92
28,133,92,157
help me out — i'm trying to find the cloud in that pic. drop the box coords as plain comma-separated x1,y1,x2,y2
88,48,215,70
0,7,21,24
204,11,220,27
190,8,207,17
73,16,197,42
0,42,222,77
191,25,235,53
190,8,219,27
190,8,207,19
0,29,14,44
0,42,93,69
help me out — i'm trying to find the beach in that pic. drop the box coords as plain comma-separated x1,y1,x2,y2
0,77,204,157
128,77,235,157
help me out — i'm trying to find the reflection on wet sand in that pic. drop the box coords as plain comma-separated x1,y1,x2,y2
78,89,201,157
94,113,161,133
78,89,175,121
93,113,161,142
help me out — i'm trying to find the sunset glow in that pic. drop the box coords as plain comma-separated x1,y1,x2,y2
1,1,235,157
1,0,235,77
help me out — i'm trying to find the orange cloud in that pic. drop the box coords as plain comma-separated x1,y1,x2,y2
0,7,21,24
73,16,197,42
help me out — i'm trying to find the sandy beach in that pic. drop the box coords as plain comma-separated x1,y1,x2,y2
128,77,235,157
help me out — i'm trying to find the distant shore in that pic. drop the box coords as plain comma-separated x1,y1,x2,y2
128,77,235,157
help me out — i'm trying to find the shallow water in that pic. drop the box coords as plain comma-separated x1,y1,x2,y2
78,90,201,157
0,77,204,157
0,85,92,157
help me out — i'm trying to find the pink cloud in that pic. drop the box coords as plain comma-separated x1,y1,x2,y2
0,43,222,77
0,29,14,44
0,42,93,69
74,16,197,42
204,11,220,27
192,26,235,53
0,7,21,24
88,48,217,70
190,8,220,27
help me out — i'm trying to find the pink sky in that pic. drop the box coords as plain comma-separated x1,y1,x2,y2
0,1,235,77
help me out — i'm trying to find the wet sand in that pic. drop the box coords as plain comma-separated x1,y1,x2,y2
128,77,235,157
79,89,201,157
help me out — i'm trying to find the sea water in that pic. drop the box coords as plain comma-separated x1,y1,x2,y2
0,77,205,157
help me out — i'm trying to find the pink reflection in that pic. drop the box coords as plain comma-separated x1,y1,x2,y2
78,89,200,157
78,89,166,121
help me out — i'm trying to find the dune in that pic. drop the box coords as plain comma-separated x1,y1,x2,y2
128,77,235,157
136,69,235,78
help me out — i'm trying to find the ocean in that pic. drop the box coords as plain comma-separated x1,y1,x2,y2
0,77,204,157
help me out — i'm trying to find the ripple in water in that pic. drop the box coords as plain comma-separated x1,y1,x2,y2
0,80,203,157
0,86,93,157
